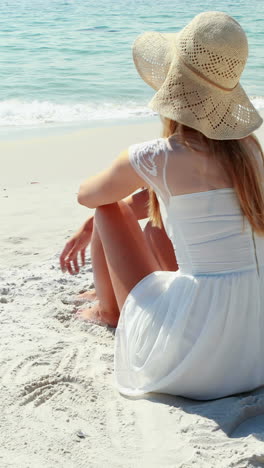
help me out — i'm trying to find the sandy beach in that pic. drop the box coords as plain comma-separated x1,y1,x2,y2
1,116,264,468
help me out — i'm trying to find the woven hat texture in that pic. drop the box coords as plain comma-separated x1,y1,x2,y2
133,11,263,139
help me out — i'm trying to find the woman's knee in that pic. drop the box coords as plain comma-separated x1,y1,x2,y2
94,201,135,226
144,220,178,271
95,202,117,216
144,221,161,246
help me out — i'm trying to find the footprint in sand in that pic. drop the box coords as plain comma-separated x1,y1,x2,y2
231,414,264,438
0,287,12,303
19,374,91,407
23,275,43,282
229,395,264,439
2,347,62,384
4,236,29,245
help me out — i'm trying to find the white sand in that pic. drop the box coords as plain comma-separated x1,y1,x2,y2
1,117,264,468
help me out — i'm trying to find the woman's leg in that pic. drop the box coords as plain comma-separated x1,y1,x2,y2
77,223,120,327
143,221,178,271
78,203,177,326
94,202,160,308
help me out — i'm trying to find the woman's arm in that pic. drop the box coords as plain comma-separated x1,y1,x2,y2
123,188,149,220
80,188,149,233
77,149,147,208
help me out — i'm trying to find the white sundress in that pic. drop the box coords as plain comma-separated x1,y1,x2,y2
114,137,264,401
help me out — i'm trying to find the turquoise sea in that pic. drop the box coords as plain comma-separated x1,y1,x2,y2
0,0,263,135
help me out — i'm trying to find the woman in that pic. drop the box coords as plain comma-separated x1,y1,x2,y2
60,12,264,400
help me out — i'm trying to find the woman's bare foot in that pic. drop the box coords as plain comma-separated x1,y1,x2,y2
76,302,118,327
75,289,97,302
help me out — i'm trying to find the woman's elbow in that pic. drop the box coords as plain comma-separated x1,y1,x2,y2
77,187,95,208
77,191,85,206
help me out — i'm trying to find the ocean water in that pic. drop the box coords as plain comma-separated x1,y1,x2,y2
0,0,263,134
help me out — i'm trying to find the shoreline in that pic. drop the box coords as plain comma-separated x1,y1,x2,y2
0,115,159,142
0,94,263,141
1,100,264,142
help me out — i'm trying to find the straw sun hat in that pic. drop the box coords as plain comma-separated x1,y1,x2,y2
133,11,263,139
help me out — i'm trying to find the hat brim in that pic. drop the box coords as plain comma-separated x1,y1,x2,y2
133,32,263,139
133,32,179,91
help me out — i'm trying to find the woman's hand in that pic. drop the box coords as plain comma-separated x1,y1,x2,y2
59,217,94,275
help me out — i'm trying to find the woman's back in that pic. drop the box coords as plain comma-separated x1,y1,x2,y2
129,136,264,276
165,134,234,195
167,188,264,275
137,131,263,196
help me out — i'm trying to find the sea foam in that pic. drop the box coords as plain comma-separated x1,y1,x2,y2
0,99,156,127
0,97,263,128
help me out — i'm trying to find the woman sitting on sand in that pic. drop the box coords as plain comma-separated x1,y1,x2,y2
60,12,264,400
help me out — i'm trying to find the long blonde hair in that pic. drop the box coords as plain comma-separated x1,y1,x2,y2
148,117,264,234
